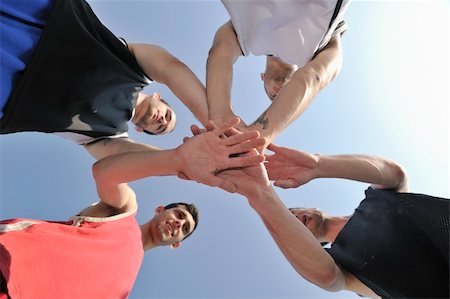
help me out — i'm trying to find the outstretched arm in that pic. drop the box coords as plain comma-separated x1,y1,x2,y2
217,163,346,292
266,144,409,192
206,21,244,127
91,118,265,214
247,35,344,146
129,43,209,126
84,137,161,160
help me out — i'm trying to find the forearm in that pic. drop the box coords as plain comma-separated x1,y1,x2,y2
248,187,345,291
206,21,242,122
248,69,317,142
161,60,209,126
315,154,408,191
206,45,238,121
92,148,181,187
249,36,343,143
129,43,208,126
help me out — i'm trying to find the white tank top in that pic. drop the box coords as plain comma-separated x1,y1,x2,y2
221,0,350,67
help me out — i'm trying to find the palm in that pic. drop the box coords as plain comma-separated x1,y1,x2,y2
218,162,270,198
177,118,266,192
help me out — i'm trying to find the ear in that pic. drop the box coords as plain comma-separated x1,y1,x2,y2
260,73,265,81
135,125,144,133
170,242,181,249
155,206,165,215
153,92,161,100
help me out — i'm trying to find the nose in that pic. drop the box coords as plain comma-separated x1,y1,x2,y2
159,114,168,125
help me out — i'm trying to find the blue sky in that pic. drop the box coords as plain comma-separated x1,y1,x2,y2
0,1,448,298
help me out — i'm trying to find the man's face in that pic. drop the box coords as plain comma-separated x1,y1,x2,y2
290,208,325,238
151,205,196,248
261,65,294,101
133,93,176,135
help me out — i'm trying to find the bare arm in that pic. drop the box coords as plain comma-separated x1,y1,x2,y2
83,137,160,160
266,144,409,192
218,163,346,292
91,118,265,213
206,21,243,126
248,35,344,145
128,43,209,126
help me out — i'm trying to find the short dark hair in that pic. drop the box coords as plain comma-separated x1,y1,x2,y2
164,202,199,241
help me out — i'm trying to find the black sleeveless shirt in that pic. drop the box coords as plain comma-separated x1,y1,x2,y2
326,188,449,298
0,0,149,139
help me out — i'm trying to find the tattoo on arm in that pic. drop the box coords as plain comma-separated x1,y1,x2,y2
252,111,269,129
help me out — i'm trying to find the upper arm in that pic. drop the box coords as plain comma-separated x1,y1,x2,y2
304,34,343,89
128,43,182,83
92,161,138,212
84,137,160,160
208,20,242,63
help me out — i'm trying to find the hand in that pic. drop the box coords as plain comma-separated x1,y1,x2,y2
236,125,270,153
217,151,270,198
211,111,248,134
177,118,266,192
265,144,319,189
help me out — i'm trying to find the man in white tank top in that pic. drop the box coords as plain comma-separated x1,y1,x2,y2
207,0,350,150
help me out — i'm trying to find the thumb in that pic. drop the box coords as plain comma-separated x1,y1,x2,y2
274,178,299,189
177,172,191,181
211,176,237,193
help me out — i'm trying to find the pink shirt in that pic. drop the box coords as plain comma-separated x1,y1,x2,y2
0,210,143,298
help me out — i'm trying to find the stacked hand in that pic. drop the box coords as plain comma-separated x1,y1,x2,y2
176,118,266,193
265,144,319,188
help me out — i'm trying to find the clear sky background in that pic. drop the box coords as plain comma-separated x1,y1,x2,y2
0,1,448,299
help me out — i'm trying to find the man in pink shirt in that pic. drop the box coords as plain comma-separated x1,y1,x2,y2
0,118,266,298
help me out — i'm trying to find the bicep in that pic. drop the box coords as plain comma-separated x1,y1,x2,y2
95,174,137,212
307,35,343,86
84,138,160,160
128,43,180,83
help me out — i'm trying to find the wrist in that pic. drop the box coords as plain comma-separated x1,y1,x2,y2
314,153,327,179
173,145,188,174
247,184,278,211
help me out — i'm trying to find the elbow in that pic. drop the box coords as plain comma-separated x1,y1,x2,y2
378,160,409,192
207,42,239,65
392,162,408,192
300,264,345,293
92,160,107,186
313,270,344,292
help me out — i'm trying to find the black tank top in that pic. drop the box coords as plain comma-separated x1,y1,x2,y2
326,188,449,298
0,0,149,139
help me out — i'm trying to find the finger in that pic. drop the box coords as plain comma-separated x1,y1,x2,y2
208,176,237,193
190,124,204,136
228,137,267,155
228,154,265,169
267,143,280,153
206,120,218,131
177,172,191,181
226,127,243,136
274,179,298,189
183,136,190,143
213,117,240,136
223,130,260,146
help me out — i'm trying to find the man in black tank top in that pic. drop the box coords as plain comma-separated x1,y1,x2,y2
216,144,449,299
0,0,209,160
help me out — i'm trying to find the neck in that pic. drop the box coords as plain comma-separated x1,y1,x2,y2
131,93,148,125
140,222,157,251
322,215,351,243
